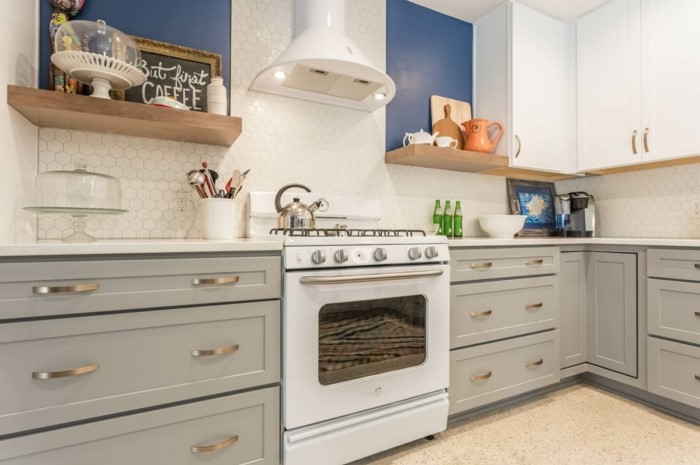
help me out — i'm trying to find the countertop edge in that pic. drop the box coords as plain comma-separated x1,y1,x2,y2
448,237,700,248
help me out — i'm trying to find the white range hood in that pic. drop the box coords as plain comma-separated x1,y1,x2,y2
249,0,396,112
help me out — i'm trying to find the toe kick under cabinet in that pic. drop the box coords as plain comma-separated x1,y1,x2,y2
0,252,281,465
448,247,561,415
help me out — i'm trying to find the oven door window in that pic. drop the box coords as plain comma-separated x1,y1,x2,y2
318,295,427,386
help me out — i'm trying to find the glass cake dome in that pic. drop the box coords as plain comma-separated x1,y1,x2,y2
51,19,146,98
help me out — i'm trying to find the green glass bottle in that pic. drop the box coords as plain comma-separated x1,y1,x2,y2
454,200,463,238
432,200,443,235
442,200,453,237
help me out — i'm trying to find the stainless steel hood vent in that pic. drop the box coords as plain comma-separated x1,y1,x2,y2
249,0,396,112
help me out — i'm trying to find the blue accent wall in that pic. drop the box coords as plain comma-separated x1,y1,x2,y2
39,0,231,93
386,1,473,151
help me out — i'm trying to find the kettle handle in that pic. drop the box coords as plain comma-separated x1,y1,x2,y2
275,184,311,213
487,122,505,153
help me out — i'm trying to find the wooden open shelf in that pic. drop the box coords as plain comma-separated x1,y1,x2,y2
385,144,579,181
7,85,242,147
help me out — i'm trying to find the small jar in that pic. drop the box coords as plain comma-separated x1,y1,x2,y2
207,76,227,115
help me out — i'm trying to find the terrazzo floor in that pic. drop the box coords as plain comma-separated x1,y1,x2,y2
349,384,700,465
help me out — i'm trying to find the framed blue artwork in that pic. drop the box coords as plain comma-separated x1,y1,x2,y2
506,178,556,237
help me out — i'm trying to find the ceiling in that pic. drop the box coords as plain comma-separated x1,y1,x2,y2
408,0,612,23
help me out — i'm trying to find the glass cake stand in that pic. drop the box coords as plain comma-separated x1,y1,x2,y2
23,207,128,242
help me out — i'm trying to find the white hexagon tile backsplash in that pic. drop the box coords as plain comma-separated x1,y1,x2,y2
34,1,700,240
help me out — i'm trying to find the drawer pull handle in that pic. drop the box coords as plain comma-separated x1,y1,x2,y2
525,259,544,266
32,283,99,294
525,302,544,310
695,311,700,317
526,358,544,368
32,363,99,380
470,309,493,318
470,262,493,269
470,371,492,382
192,344,239,357
192,276,240,286
695,264,700,270
695,374,700,381
191,434,238,454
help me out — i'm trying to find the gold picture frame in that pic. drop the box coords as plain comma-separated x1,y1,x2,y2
112,36,222,111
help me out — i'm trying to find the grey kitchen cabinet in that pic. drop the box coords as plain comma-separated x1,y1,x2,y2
559,252,587,368
0,252,281,464
449,246,560,415
647,248,700,409
586,252,638,377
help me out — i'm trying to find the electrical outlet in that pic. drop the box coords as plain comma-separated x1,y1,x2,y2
175,192,188,214
692,199,700,218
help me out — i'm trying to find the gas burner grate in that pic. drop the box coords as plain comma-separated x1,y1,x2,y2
269,228,426,237
269,228,351,237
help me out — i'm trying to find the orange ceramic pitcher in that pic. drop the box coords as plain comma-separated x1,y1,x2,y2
462,119,504,153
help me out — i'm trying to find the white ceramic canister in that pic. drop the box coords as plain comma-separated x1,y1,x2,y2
207,76,227,115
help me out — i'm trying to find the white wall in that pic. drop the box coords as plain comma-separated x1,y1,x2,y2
0,0,39,242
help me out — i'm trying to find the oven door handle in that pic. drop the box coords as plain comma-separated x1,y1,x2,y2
299,268,444,285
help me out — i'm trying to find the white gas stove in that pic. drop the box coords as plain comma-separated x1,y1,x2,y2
248,191,450,465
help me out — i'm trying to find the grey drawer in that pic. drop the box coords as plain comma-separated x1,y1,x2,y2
0,255,281,319
0,386,279,465
648,278,700,345
648,248,700,282
0,300,280,436
647,337,700,409
450,247,559,283
450,276,558,348
449,330,560,415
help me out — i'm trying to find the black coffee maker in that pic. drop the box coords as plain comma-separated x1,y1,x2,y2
554,192,596,237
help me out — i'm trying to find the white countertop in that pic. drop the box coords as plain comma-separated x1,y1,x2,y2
448,237,700,248
0,238,283,257
0,236,698,258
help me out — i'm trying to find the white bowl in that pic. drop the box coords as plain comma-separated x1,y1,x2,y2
478,215,527,238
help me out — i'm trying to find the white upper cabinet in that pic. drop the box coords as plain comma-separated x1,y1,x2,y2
641,0,700,162
577,0,700,171
475,2,574,173
577,0,642,171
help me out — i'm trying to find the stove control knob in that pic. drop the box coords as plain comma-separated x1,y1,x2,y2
408,247,422,260
373,248,388,262
311,250,327,265
334,249,349,263
425,246,439,259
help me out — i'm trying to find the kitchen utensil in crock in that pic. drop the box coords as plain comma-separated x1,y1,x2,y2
274,183,327,229
187,170,207,198
432,104,464,149
462,118,505,153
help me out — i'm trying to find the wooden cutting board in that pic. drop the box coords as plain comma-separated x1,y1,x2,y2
432,104,465,149
430,95,472,131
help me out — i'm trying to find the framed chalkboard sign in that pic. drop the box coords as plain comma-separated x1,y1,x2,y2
121,36,222,112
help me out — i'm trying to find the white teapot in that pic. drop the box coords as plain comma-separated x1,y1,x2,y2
403,129,439,146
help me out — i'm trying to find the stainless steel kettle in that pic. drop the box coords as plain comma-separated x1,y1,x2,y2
274,184,326,229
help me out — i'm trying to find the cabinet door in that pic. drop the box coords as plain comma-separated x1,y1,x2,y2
560,252,587,368
586,252,638,377
577,0,642,171
510,2,569,172
641,0,700,161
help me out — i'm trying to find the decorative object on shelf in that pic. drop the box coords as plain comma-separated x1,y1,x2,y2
435,136,458,149
207,76,227,115
151,96,189,110
430,95,471,138
403,129,439,146
506,178,556,237
478,214,526,238
463,118,504,154
117,36,222,112
48,0,86,94
432,104,464,149
24,159,127,242
51,19,146,99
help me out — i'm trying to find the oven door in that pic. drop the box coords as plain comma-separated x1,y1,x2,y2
283,263,450,430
